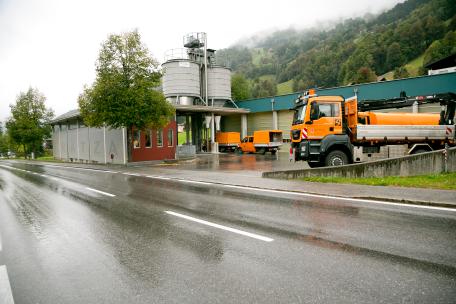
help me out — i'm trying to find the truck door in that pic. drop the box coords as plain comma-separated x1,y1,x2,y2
240,136,255,153
308,101,342,139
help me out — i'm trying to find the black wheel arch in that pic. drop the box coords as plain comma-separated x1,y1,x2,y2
320,134,353,163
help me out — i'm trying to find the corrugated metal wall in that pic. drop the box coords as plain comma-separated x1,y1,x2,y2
222,115,241,132
52,119,126,164
247,112,273,135
278,111,293,139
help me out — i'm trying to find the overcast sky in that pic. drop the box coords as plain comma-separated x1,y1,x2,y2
0,0,403,121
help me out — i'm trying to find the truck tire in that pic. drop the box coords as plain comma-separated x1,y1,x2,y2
325,150,348,167
260,148,266,155
271,150,277,155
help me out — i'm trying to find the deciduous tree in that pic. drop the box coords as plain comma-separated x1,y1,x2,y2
231,73,251,101
78,30,174,161
6,88,54,158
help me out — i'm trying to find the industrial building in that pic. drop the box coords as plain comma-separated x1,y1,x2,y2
51,31,456,163
51,32,248,163
51,110,176,164
224,71,456,152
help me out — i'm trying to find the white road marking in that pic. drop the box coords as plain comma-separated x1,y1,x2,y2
148,174,456,213
85,187,116,197
0,265,15,304
165,210,274,242
124,172,142,176
147,175,171,180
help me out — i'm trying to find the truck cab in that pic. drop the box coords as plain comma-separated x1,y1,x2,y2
239,136,255,153
291,91,351,167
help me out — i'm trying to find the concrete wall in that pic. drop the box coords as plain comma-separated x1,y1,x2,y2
263,147,456,179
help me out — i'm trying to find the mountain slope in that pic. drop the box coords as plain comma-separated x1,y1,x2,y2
218,0,456,98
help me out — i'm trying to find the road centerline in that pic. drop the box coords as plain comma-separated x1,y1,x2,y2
165,210,274,242
0,265,15,304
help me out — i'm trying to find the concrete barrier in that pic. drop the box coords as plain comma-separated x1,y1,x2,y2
262,147,456,179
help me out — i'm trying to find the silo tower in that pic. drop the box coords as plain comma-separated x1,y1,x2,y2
162,33,245,156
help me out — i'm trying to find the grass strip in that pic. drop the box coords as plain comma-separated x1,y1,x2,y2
301,172,456,190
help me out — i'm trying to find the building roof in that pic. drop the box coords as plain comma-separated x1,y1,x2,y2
424,53,456,70
51,109,80,124
174,105,249,115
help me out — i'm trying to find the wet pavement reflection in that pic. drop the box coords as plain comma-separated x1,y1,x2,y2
0,162,455,303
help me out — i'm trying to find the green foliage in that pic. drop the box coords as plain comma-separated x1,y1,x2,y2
251,78,277,98
386,42,405,71
423,30,456,66
277,79,294,95
220,0,456,91
354,67,377,84
0,132,10,155
231,73,251,101
6,88,54,158
78,30,174,131
300,172,456,190
393,66,411,79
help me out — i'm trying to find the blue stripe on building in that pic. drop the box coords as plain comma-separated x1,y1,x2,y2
236,72,456,113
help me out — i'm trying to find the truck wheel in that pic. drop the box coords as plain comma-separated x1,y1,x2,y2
260,148,266,155
325,150,348,167
271,150,277,155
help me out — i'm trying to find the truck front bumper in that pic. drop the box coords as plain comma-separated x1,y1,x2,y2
292,141,309,160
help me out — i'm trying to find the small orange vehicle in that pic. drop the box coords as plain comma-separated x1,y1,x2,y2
239,130,283,154
216,132,241,152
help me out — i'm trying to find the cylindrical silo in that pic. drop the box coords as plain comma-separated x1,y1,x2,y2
162,59,201,105
207,66,231,107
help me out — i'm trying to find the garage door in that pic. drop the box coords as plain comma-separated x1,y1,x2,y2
222,115,241,132
278,110,293,140
247,112,273,135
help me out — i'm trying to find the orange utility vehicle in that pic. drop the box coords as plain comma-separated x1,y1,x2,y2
239,130,283,154
291,90,455,167
216,132,241,152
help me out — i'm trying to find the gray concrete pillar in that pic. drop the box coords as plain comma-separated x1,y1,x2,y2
272,111,278,130
241,114,247,138
413,101,418,113
185,115,190,144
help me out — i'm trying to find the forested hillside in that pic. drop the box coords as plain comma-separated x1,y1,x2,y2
217,0,456,100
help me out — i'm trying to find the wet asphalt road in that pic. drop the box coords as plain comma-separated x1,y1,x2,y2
0,161,455,303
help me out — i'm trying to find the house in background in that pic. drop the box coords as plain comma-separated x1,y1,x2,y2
50,110,176,164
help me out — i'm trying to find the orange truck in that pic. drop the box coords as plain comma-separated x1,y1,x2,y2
239,130,283,154
216,132,241,152
291,90,455,167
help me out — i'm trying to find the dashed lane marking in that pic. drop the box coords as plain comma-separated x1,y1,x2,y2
85,187,116,197
0,265,15,304
165,210,274,242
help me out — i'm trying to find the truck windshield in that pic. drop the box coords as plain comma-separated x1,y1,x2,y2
292,104,307,125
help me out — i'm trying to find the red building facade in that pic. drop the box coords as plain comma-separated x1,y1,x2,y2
131,120,177,162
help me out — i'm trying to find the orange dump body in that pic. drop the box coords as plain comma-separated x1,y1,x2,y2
363,112,440,125
216,132,241,145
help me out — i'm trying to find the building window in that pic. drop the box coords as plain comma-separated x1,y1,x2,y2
157,129,163,147
133,130,140,148
145,129,152,148
167,129,173,147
